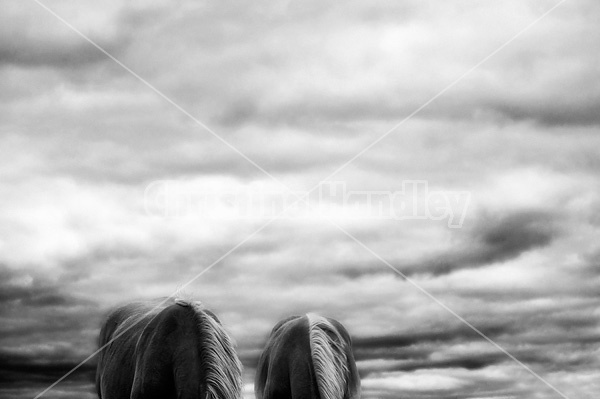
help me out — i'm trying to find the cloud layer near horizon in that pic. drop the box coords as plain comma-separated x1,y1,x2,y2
1,1,600,399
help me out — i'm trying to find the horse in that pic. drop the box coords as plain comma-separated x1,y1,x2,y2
255,314,360,399
95,298,243,399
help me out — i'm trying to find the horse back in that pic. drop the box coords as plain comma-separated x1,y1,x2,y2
95,300,198,399
255,315,361,399
96,302,154,399
255,315,320,399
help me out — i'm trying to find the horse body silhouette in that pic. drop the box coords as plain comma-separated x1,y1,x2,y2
255,314,360,399
96,298,242,399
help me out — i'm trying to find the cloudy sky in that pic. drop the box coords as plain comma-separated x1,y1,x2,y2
1,0,600,398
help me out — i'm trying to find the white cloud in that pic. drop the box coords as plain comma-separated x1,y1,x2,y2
363,370,466,391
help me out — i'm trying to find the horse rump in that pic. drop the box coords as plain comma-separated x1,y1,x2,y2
255,314,360,399
96,298,242,399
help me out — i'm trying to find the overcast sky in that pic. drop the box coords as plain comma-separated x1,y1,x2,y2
1,1,600,399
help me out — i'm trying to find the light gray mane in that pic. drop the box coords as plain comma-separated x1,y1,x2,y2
307,313,349,399
111,300,164,338
189,301,243,399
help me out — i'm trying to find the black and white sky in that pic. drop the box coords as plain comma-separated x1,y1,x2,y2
1,1,600,398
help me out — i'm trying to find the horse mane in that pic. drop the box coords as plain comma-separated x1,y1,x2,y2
110,300,164,338
306,313,349,399
188,301,243,399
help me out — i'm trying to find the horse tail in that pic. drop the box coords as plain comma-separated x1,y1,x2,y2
306,313,350,399
188,301,243,399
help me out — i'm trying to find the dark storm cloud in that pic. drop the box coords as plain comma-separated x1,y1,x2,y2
0,349,97,399
403,209,559,276
352,324,514,376
0,270,83,310
353,323,514,354
0,266,102,354
0,268,103,399
216,89,600,128
0,39,122,69
346,269,600,382
329,208,560,280
0,267,97,311
0,2,132,70
491,99,600,127
459,209,557,263
579,245,600,278
0,350,96,385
